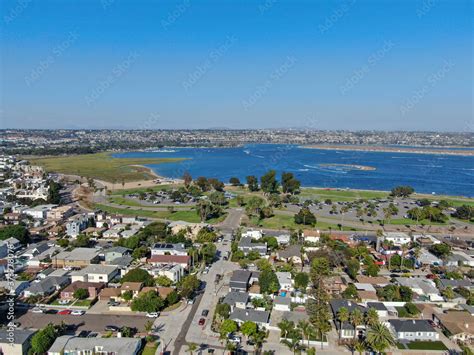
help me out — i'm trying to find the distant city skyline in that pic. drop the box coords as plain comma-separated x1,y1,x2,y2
1,0,472,132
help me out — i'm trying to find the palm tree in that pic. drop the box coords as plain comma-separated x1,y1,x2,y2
354,340,366,355
297,320,311,347
366,322,395,354
350,309,364,340
251,330,267,353
280,335,302,355
277,319,293,339
337,307,349,339
364,308,379,327
185,342,198,354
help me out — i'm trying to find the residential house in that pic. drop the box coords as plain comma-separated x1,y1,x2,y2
330,300,367,339
148,264,184,282
151,243,188,256
66,214,89,237
274,296,291,311
366,302,389,318
446,251,474,267
60,281,104,300
242,230,263,240
23,276,69,298
147,255,191,270
47,336,142,355
395,277,443,301
303,230,320,244
230,308,270,328
1,237,21,252
121,282,143,298
276,245,303,264
388,319,439,341
275,234,290,245
438,279,474,291
104,246,131,262
229,270,260,293
276,272,293,291
356,275,390,287
238,237,267,257
53,248,100,268
416,249,443,267
323,276,347,295
98,287,121,301
23,204,56,220
382,232,411,246
70,264,119,283
0,280,30,296
47,205,74,221
222,292,249,311
433,311,474,344
0,329,35,355
21,242,51,260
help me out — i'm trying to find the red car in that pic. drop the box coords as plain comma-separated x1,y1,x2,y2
58,309,71,315
198,318,205,326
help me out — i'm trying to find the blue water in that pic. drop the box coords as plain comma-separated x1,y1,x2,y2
114,144,474,197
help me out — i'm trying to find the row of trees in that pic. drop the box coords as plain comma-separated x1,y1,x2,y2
246,170,301,195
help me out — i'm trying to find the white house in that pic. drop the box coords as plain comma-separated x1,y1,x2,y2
242,230,263,240
70,265,119,284
276,272,293,291
383,232,411,246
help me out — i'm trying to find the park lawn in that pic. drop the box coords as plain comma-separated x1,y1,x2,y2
29,152,185,183
299,188,389,202
94,203,225,224
111,184,181,195
108,196,191,210
406,341,448,350
249,214,356,231
390,218,447,226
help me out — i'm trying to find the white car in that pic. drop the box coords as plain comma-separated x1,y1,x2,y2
58,299,70,305
31,307,44,314
187,298,195,305
146,312,160,318
71,310,85,316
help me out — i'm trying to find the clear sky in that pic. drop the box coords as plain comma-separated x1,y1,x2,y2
0,0,472,131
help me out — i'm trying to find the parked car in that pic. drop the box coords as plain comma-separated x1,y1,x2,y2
58,309,72,315
58,299,70,305
31,307,44,314
104,325,120,332
87,332,99,338
146,312,160,318
45,309,58,314
71,310,85,316
198,318,206,326
187,298,195,305
228,335,241,344
201,309,209,317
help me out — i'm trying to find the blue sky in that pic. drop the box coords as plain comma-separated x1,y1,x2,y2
1,0,472,131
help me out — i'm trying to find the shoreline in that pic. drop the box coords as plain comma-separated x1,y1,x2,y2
301,144,474,156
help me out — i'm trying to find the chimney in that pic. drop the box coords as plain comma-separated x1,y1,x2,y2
246,311,249,316
348,301,352,306
117,332,122,338
465,323,469,329
412,320,415,324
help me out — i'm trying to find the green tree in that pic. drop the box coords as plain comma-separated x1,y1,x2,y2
201,243,217,265
245,196,266,218
215,303,231,319
30,323,65,354
178,274,200,299
241,321,258,338
220,319,237,337
131,291,164,312
294,207,317,226
442,286,455,300
294,272,309,290
122,290,134,301
0,225,30,244
365,307,379,327
366,322,396,354
121,268,154,286
277,319,294,338
229,177,241,186
258,269,280,294
281,172,301,194
156,275,173,287
390,185,414,197
350,309,364,340
186,342,198,354
246,175,259,191
260,170,279,194
337,307,349,339
73,288,89,300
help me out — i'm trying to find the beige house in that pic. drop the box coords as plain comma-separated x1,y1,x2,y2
434,311,474,344
53,248,100,268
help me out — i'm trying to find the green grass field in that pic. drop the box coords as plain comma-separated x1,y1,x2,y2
299,188,389,202
406,341,448,350
249,213,356,231
29,152,185,182
94,203,226,224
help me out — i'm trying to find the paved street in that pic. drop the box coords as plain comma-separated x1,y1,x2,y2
17,312,149,333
